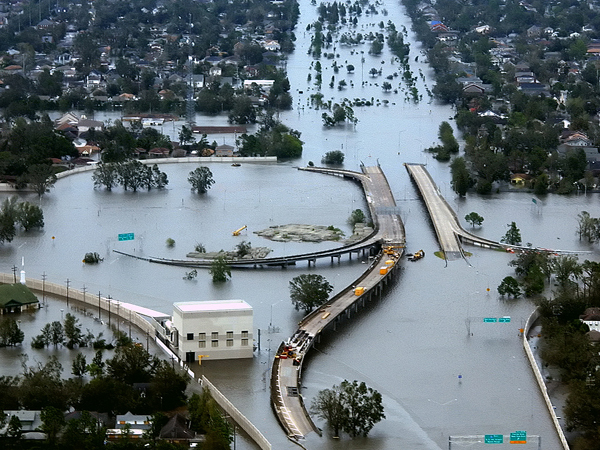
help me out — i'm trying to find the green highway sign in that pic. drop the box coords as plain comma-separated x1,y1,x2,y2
485,435,504,444
483,318,497,323
499,317,511,323
118,233,135,241
510,431,527,444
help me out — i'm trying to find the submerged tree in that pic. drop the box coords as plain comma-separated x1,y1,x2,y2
289,274,333,312
311,380,385,438
209,256,231,283
501,222,522,246
188,166,215,194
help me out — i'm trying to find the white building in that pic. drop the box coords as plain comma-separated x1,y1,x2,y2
171,300,253,362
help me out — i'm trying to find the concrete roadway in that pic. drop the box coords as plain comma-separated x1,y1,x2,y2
404,163,508,260
271,165,405,441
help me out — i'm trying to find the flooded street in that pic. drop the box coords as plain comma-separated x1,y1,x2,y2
1,0,599,448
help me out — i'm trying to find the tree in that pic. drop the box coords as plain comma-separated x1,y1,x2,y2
311,380,385,438
464,212,484,228
348,209,366,227
235,240,252,257
382,81,392,92
310,386,345,437
497,276,521,298
501,222,522,246
289,274,333,312
106,344,159,385
27,164,57,196
179,125,195,145
20,356,67,410
16,201,44,231
450,157,471,196
347,64,355,73
49,320,65,346
86,350,105,378
0,197,18,244
322,150,345,164
72,352,88,377
92,162,119,191
210,256,231,283
41,406,66,446
0,318,24,347
188,166,215,193
6,414,22,438
64,313,83,349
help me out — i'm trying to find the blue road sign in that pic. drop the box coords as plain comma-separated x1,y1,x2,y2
118,233,135,241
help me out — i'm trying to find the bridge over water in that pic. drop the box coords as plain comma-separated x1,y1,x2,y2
269,165,406,442
114,165,404,269
404,163,506,261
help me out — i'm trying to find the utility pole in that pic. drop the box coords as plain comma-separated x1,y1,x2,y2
98,291,101,321
41,272,46,305
82,285,87,314
65,278,70,307
12,265,17,283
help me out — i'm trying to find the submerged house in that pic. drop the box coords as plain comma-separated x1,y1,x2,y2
0,283,39,314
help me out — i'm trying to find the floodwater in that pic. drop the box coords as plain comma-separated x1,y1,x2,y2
1,0,598,449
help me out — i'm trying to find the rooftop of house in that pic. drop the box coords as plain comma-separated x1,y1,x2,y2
0,283,39,308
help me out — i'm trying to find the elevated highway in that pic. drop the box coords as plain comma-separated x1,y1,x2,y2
404,163,505,261
115,165,404,269
270,165,406,442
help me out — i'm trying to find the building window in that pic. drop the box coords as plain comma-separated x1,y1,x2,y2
187,333,194,341
241,330,248,338
211,340,219,348
199,341,206,348
227,339,234,347
227,331,233,339
241,338,248,346
211,332,218,339
199,333,206,340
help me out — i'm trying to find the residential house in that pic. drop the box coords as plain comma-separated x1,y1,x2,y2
106,411,151,440
159,414,201,446
557,131,600,162
215,144,235,156
1,410,44,438
580,307,600,332
0,283,40,315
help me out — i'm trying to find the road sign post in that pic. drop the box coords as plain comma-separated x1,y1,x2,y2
484,435,503,444
510,431,527,444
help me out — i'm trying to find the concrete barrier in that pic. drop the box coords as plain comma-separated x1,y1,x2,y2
523,308,570,450
1,273,271,449
202,375,272,450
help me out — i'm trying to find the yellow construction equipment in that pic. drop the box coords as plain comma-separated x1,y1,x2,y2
232,225,247,236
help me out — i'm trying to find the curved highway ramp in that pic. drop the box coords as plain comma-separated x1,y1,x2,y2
404,163,505,261
270,165,406,443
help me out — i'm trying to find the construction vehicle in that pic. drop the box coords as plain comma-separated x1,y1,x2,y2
232,225,247,236
407,249,425,261
383,244,404,255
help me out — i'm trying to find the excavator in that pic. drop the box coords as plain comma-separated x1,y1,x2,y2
232,225,247,236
